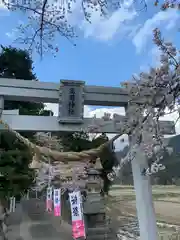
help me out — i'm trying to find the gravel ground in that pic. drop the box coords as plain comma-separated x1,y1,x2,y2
108,186,180,240
116,216,139,240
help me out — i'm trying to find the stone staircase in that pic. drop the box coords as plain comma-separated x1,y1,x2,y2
20,193,118,240
7,199,72,240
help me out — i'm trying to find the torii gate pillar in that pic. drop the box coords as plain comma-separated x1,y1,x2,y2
131,147,158,240
125,109,159,240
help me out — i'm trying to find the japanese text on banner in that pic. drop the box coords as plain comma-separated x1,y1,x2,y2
69,191,86,239
53,188,61,216
46,187,53,212
69,192,82,220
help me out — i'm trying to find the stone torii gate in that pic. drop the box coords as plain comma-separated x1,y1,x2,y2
0,78,176,240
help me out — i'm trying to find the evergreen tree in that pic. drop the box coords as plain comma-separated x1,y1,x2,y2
60,131,92,152
0,46,44,115
0,46,52,205
0,132,35,201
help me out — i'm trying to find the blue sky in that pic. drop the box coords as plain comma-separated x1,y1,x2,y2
0,1,179,88
0,1,180,149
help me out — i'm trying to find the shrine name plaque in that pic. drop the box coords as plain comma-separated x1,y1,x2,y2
58,80,85,123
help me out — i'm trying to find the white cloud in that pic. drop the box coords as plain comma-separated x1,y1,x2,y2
148,46,161,66
139,64,150,72
133,9,180,53
0,1,7,9
62,0,137,41
6,28,18,38
0,2,9,16
80,6,137,41
4,0,138,43
6,20,25,39
138,47,160,73
4,0,179,47
45,103,128,151
127,23,142,39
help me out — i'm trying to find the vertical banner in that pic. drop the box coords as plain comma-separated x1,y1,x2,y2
12,197,16,212
9,197,12,212
26,190,29,200
9,197,16,213
53,188,61,216
46,187,53,212
35,189,38,199
69,191,86,239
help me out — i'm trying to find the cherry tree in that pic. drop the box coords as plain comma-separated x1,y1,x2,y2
2,0,117,56
30,127,114,193
108,28,180,180
154,0,180,10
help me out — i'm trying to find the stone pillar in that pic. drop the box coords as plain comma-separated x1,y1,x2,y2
131,147,158,240
125,104,158,240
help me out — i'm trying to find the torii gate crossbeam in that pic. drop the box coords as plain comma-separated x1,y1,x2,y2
0,78,150,106
0,114,175,134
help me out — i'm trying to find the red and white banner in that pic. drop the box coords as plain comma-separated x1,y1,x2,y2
69,191,86,239
53,188,61,216
46,187,53,212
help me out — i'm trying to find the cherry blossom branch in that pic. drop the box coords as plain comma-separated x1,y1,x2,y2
107,28,179,180
153,28,179,68
2,0,149,56
2,0,76,56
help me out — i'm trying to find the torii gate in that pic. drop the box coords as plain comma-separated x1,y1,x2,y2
0,78,176,240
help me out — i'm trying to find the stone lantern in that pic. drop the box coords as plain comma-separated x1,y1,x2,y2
85,168,103,193
81,157,117,240
83,167,108,239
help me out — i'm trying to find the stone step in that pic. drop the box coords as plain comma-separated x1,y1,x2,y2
86,231,117,240
86,226,113,235
86,225,117,240
87,233,115,237
86,234,117,240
